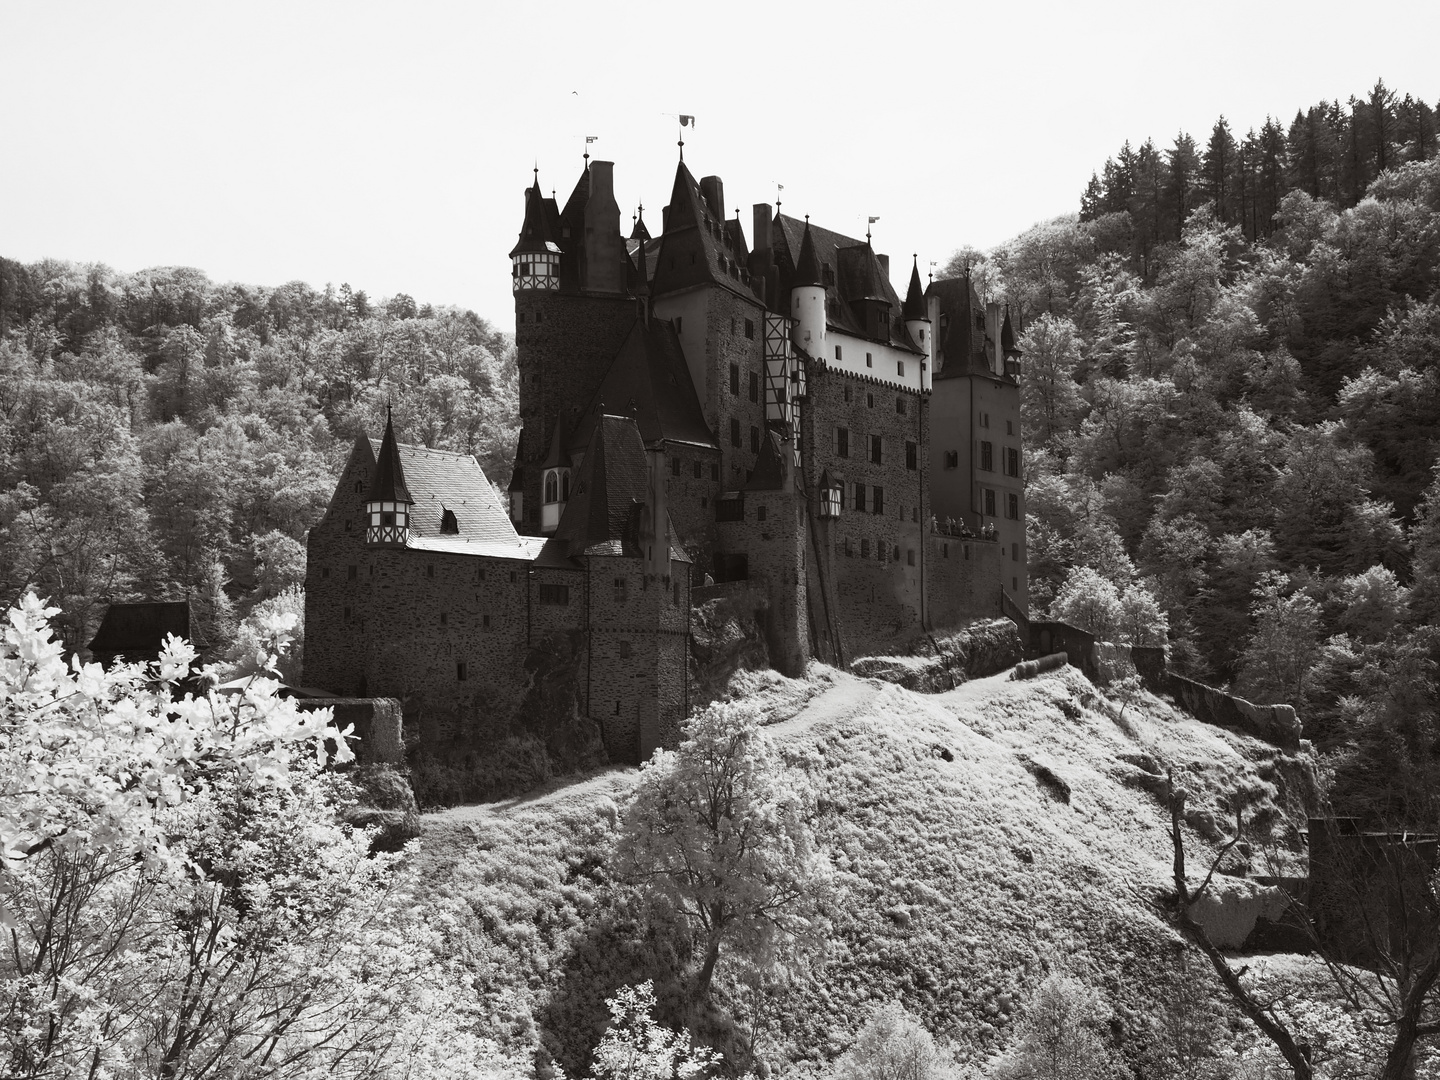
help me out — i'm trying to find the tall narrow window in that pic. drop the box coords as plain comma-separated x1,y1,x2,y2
1007,492,1019,519
985,489,996,517
870,435,883,465
980,441,994,471
730,418,741,447
854,483,867,513
872,486,884,515
835,426,850,458
730,364,740,394
748,371,759,403
906,441,918,470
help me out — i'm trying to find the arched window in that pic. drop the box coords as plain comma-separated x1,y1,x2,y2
544,470,559,503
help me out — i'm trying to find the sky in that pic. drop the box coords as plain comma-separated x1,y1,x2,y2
2,0,1439,328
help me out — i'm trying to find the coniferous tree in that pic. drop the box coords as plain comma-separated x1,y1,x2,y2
1368,78,1399,175
1079,172,1104,221
1164,132,1201,238
1201,118,1238,223
1256,117,1289,237
1131,139,1166,279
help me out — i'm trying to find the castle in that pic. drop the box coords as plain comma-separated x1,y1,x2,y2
303,156,1027,764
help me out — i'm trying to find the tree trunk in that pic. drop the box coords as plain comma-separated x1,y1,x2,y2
694,930,722,1001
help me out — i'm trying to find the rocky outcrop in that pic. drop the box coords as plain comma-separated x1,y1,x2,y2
341,763,421,851
851,619,1024,692
689,588,769,707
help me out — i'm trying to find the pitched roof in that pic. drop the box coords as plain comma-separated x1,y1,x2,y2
1001,306,1019,356
539,414,688,566
365,436,519,546
926,274,1002,381
772,213,922,354
794,220,822,287
740,429,787,491
571,317,717,453
89,602,193,655
650,161,759,302
366,411,412,504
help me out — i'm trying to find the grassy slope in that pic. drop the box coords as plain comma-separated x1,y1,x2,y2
411,663,1314,1074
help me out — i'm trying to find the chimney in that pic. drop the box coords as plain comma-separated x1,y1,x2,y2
583,161,624,294
700,175,725,220
985,302,1003,374
751,203,774,306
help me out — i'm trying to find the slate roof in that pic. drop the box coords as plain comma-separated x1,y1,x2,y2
569,318,717,455
926,274,997,381
538,414,689,567
740,429,787,491
509,179,561,258
89,602,194,657
366,411,412,504
650,162,758,302
365,437,520,546
903,258,926,321
772,213,923,354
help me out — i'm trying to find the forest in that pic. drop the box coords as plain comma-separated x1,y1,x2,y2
0,264,518,677
958,79,1440,821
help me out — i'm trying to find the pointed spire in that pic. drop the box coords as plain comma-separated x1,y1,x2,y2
903,256,926,321
794,216,822,287
366,408,412,504
630,201,651,242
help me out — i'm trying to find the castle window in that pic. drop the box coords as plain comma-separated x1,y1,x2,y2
866,353,873,368
730,318,736,334
985,489,996,517
853,483,866,512
835,345,842,361
672,457,681,477
441,507,459,534
1008,493,1019,520
538,583,570,605
907,549,916,566
844,536,853,557
748,371,758,403
354,480,363,492
893,545,901,561
944,450,958,469
343,605,352,622
730,418,741,447
757,505,767,522
1014,576,1019,590
534,312,542,324
730,364,740,394
348,565,357,581
750,426,760,453
345,519,352,531
482,614,491,628
1007,419,1014,435
477,567,487,581
867,393,874,408
820,483,841,518
872,486,884,515
321,567,330,579
427,564,435,578
510,570,518,582
912,507,919,523
440,612,447,625
980,441,994,471
545,471,558,502
691,461,702,479
870,435,883,465
1006,447,1019,477
716,496,744,522
896,396,906,416
745,319,755,339
861,538,871,558
906,441,918,470
457,662,467,681
614,577,627,603
615,700,622,715
619,640,632,658
673,581,681,606
897,360,905,376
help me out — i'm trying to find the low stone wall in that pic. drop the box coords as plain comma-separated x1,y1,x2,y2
297,697,403,764
1187,877,1294,949
1166,674,1302,750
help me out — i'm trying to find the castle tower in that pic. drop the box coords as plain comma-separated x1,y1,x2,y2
791,219,825,358
509,174,560,292
365,410,412,545
903,257,932,392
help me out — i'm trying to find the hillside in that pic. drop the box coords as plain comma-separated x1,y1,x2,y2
411,662,1318,1075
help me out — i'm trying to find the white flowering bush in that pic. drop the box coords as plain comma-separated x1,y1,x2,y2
0,592,509,1080
592,981,721,1080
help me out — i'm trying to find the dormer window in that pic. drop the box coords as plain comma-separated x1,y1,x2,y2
512,251,560,292
366,499,410,544
541,467,571,533
440,507,459,534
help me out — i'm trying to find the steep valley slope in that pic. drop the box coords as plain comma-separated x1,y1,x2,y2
410,663,1316,1075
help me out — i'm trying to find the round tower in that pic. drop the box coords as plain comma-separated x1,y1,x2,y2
790,218,826,358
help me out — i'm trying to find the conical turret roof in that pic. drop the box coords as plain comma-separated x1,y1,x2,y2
793,219,822,287
903,257,926,321
366,410,412,504
508,176,560,258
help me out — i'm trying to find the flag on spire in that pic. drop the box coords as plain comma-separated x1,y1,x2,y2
679,115,695,127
